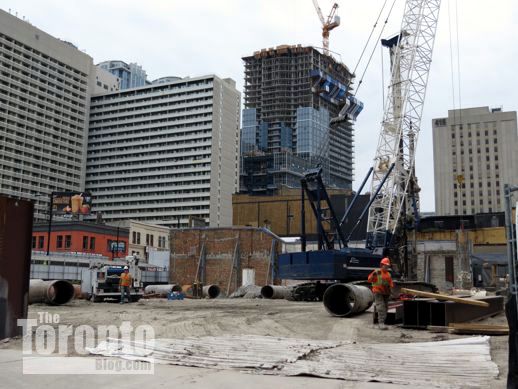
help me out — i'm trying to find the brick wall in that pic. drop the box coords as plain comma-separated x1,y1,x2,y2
170,228,280,295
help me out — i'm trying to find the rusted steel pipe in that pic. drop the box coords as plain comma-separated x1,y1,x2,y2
29,279,75,305
73,284,88,299
323,283,373,317
181,284,220,299
144,284,182,295
261,285,293,299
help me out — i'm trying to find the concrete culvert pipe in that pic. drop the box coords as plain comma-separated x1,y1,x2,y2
323,283,373,317
202,285,220,299
29,279,75,305
144,284,182,295
261,285,292,299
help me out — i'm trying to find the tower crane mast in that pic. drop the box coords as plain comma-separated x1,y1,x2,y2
312,0,340,55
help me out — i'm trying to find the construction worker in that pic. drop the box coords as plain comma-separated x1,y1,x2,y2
368,257,394,330
119,266,132,304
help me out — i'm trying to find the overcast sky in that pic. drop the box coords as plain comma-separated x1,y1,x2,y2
2,0,517,212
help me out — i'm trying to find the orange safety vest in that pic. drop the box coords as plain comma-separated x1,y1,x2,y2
368,268,394,295
120,272,132,287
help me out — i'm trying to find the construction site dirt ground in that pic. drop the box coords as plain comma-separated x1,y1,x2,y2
0,298,510,388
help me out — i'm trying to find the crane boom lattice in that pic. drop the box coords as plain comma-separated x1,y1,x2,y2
367,0,441,248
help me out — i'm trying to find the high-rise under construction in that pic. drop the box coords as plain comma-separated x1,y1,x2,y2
240,44,357,194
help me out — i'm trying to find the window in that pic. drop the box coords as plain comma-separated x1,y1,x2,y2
38,236,44,249
90,237,96,250
57,235,63,248
146,234,150,245
32,236,36,249
158,236,167,248
150,235,154,246
136,232,141,245
65,235,72,249
132,231,137,244
83,236,88,250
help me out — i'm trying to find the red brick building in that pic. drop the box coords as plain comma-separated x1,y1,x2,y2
170,227,282,294
32,221,129,258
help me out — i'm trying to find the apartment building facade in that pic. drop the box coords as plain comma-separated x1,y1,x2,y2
0,9,117,219
86,75,241,227
97,60,149,90
240,45,356,194
433,107,518,215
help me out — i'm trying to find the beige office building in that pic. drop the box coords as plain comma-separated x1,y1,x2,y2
433,107,518,215
111,220,170,262
0,9,117,219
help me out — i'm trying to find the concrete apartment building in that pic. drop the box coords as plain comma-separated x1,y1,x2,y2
240,45,357,194
433,107,518,215
0,9,117,219
86,75,241,228
97,60,149,90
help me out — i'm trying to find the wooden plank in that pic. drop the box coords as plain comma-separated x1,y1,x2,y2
400,288,490,307
427,325,450,333
448,322,509,335
450,323,509,330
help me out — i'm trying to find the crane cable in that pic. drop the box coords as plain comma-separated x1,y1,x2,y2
348,0,389,87
448,0,463,125
448,0,457,124
354,0,398,96
317,1,396,174
455,0,463,123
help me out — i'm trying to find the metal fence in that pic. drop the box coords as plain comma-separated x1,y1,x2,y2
31,252,169,283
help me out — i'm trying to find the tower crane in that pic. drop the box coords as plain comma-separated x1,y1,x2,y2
277,0,442,300
312,0,340,56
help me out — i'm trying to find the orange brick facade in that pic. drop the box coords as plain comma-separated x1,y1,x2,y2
32,221,129,258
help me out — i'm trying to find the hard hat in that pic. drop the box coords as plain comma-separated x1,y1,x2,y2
123,266,129,270
380,257,391,266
